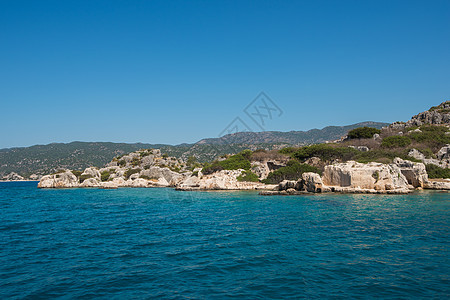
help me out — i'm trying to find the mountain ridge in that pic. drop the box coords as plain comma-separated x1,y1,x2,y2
0,121,388,177
196,121,388,145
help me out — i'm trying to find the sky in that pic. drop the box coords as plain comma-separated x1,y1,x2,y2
1,0,449,148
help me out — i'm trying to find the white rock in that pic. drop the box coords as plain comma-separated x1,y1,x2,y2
322,161,409,191
38,170,79,188
80,178,100,187
393,158,428,188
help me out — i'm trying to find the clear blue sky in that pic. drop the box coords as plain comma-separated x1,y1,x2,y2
1,0,449,148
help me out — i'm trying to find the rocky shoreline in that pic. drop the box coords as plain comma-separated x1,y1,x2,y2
36,150,450,194
34,101,450,194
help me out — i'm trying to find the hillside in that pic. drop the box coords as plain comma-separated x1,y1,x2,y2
197,122,388,145
0,142,165,177
0,121,388,178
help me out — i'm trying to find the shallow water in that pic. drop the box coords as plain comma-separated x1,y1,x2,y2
0,182,449,298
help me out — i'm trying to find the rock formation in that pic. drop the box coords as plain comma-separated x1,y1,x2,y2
38,170,80,188
176,169,276,191
38,149,189,189
322,161,410,193
408,146,450,169
1,172,25,181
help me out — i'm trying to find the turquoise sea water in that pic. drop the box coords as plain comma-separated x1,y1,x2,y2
0,182,449,299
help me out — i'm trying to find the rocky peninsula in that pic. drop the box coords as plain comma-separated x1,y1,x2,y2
38,101,450,194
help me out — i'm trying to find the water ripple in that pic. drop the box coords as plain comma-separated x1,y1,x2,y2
0,182,449,298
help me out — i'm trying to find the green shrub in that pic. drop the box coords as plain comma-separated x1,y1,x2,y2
201,152,251,175
293,144,358,162
118,159,126,167
420,148,435,159
124,168,141,179
408,125,450,151
140,150,151,158
426,164,450,179
169,165,181,172
347,127,381,139
192,170,199,177
131,157,141,166
239,150,253,160
381,136,411,148
372,171,379,182
279,147,297,156
219,154,251,170
71,170,82,177
79,174,93,183
429,102,450,113
139,175,158,180
201,162,224,175
237,170,259,182
101,171,110,182
186,156,197,166
263,160,321,184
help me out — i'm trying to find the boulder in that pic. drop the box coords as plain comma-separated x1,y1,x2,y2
408,149,425,161
301,172,324,192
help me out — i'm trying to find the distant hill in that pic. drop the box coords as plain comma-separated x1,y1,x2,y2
0,121,388,177
0,142,165,177
197,122,388,145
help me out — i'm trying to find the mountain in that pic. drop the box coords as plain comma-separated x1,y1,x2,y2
0,121,388,177
0,142,165,177
197,122,388,145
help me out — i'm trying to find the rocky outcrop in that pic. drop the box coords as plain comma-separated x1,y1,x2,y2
38,170,79,188
406,101,450,127
322,161,410,193
1,172,25,181
251,160,286,180
29,174,41,181
424,179,450,190
437,144,450,163
81,167,101,180
38,149,189,189
264,161,412,195
176,169,276,191
408,146,450,169
393,158,428,188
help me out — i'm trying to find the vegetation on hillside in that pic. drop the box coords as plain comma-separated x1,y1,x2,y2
202,151,252,175
262,160,321,184
347,127,381,139
237,170,259,182
426,164,450,179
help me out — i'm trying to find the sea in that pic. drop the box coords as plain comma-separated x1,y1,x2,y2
0,181,448,299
